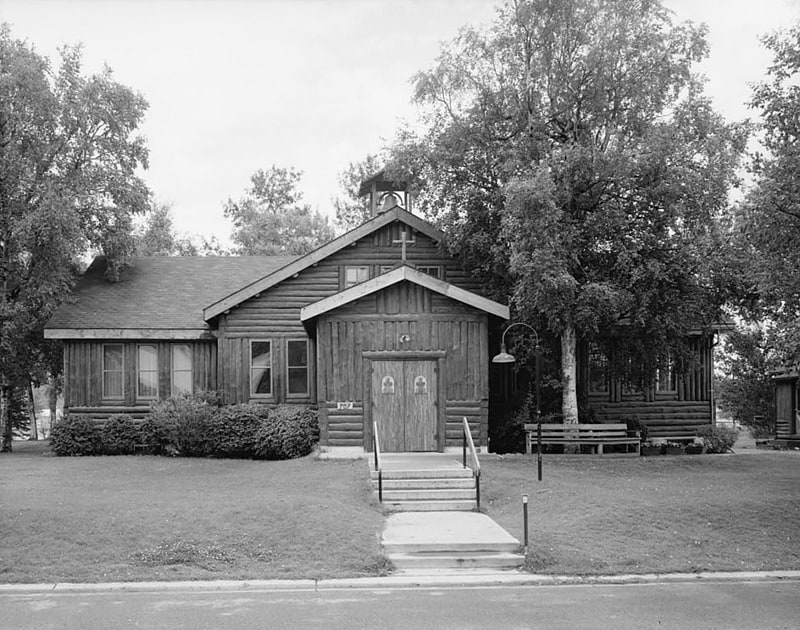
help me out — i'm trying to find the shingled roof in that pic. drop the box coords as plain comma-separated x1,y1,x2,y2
45,255,297,339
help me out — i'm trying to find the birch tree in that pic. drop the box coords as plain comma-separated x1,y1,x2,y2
390,0,745,423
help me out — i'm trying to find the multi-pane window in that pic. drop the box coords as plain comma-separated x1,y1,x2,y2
103,344,124,399
137,344,158,399
344,265,369,288
588,344,609,393
286,339,309,396
171,344,193,396
250,340,272,396
417,265,441,279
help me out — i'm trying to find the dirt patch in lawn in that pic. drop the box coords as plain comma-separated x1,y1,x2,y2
482,451,800,575
0,443,387,583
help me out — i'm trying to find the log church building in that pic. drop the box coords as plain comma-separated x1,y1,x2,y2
45,172,721,453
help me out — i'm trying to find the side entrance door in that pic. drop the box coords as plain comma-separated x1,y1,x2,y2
372,360,438,452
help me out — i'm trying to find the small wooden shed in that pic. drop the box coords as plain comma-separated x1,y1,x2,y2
774,371,799,447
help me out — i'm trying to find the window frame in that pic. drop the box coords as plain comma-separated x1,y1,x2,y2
343,265,370,289
417,265,442,279
171,344,193,397
102,343,125,400
285,338,310,398
250,339,273,398
136,343,159,400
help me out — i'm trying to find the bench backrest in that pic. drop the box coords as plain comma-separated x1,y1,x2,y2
523,423,631,437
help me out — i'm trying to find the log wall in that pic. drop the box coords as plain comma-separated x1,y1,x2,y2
62,340,217,419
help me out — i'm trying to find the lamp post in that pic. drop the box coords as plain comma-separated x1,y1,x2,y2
493,322,543,480
492,322,542,421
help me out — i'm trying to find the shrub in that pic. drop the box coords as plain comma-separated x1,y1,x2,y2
143,394,218,457
206,404,269,458
101,414,141,455
697,424,739,453
50,414,102,456
254,405,318,460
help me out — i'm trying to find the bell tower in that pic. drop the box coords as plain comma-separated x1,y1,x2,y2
358,168,413,217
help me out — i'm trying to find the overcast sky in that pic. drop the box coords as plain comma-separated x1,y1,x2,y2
2,0,798,244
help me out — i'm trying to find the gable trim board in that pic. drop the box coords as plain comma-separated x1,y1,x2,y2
204,207,445,321
300,265,510,323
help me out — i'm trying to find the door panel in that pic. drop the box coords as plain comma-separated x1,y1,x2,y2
372,360,405,451
371,359,438,452
405,361,437,451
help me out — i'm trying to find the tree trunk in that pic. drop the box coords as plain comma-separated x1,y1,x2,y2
0,381,12,452
561,324,579,424
28,381,38,441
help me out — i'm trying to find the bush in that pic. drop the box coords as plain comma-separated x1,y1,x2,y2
697,424,739,453
50,414,102,456
143,394,218,457
101,414,141,455
254,405,318,460
206,404,269,458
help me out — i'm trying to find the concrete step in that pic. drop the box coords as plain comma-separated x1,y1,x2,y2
387,551,525,570
383,539,520,554
381,488,477,501
371,468,473,480
384,499,477,512
374,477,476,490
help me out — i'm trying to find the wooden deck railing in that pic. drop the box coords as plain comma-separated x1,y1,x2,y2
462,416,481,509
372,420,383,502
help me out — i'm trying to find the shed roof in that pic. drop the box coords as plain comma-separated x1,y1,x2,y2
45,255,297,339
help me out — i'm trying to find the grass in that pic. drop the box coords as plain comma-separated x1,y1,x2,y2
3,442,799,583
0,441,387,584
482,451,800,575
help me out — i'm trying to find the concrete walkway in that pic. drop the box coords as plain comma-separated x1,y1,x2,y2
383,511,520,552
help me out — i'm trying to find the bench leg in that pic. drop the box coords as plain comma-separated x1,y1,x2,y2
526,437,531,455
598,443,604,455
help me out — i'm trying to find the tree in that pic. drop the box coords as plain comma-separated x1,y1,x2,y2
0,26,150,450
332,154,383,232
224,166,334,255
716,325,780,437
739,24,800,367
389,0,746,423
133,201,226,256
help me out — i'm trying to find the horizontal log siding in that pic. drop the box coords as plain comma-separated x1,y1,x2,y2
445,400,488,448
322,402,365,447
216,220,492,406
63,340,217,412
591,401,712,438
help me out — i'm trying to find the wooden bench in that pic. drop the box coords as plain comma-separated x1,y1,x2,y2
523,423,641,456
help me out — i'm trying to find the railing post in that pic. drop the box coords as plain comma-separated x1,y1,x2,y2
476,470,481,510
463,424,467,469
522,494,529,552
378,470,382,502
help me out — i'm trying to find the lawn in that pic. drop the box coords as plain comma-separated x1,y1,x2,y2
482,451,800,575
0,441,387,583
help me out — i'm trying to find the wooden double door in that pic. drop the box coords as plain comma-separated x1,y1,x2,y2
372,359,438,452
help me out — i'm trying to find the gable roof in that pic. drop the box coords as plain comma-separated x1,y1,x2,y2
203,206,446,321
299,265,510,323
45,255,297,339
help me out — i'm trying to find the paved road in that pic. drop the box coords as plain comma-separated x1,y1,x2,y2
2,580,798,629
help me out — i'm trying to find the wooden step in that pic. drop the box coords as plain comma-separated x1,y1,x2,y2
371,468,474,480
373,477,476,490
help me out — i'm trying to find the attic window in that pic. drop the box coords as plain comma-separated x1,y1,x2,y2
343,265,369,289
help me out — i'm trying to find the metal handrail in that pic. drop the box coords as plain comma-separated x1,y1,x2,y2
372,420,383,502
462,416,481,509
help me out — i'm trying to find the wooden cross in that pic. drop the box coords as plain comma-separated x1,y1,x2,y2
392,228,413,263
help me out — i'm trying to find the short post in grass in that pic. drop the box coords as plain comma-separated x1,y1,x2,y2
522,493,529,553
